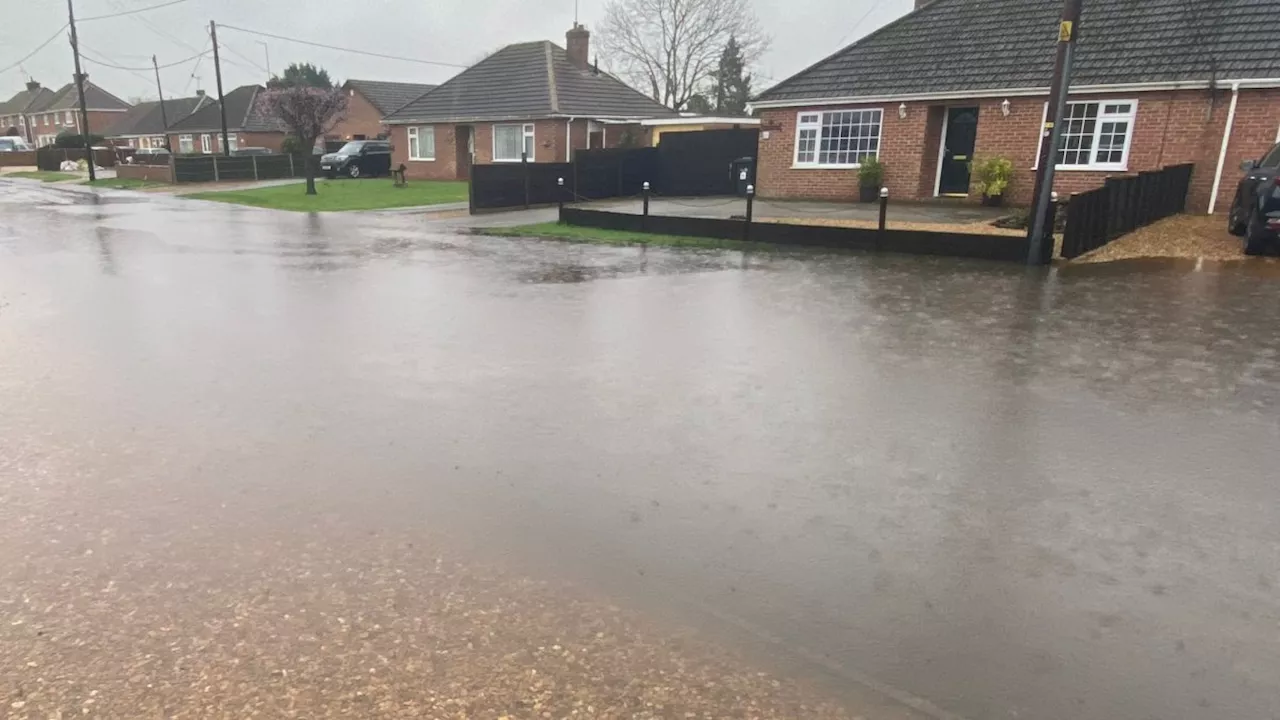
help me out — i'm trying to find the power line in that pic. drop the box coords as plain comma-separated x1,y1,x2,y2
108,0,203,55
217,24,470,69
80,0,195,22
835,1,884,48
80,47,207,71
183,35,211,93
219,41,268,74
0,24,69,75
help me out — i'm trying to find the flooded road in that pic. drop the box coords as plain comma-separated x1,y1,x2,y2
2,180,1279,720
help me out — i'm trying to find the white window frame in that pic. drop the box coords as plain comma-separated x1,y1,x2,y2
65,110,74,125
200,134,212,153
43,115,49,127
1034,99,1138,172
792,109,884,169
228,134,238,152
53,114,60,126
407,125,435,161
493,123,535,162
179,134,194,153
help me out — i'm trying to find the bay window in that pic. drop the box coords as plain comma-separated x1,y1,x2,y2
493,123,535,162
1038,100,1137,171
794,109,882,168
407,125,435,161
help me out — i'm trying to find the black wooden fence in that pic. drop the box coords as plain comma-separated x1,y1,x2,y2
559,207,1030,263
469,128,760,213
1060,163,1194,259
172,154,299,183
36,147,117,170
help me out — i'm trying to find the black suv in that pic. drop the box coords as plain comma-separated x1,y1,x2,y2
1227,141,1280,255
320,140,392,179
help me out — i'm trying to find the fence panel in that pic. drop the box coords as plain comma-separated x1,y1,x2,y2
657,129,758,196
173,156,217,183
558,208,1029,262
1060,163,1193,259
572,147,660,199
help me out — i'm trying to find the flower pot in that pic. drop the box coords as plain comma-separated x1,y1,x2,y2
981,193,1005,208
859,184,881,203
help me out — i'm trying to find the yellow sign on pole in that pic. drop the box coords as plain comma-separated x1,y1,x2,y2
1059,21,1074,42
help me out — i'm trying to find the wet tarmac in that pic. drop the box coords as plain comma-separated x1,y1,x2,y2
2,180,1280,720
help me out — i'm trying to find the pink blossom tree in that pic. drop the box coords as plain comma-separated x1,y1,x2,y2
255,86,348,195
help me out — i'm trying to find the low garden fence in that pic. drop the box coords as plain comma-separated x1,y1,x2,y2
1060,163,1194,259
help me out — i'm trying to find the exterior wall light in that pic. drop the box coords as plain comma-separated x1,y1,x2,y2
898,103,908,119
1001,99,1012,117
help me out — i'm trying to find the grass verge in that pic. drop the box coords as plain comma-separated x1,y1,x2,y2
83,177,166,190
187,179,468,212
7,170,80,182
481,222,785,252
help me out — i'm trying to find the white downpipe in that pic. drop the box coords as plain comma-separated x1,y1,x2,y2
1208,82,1240,215
1274,120,1280,144
566,117,575,161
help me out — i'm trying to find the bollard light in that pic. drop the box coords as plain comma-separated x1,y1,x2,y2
1051,191,1059,202
643,181,650,191
746,184,755,196
558,177,564,186
880,187,889,198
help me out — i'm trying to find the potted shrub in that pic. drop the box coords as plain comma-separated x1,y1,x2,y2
973,156,1014,207
857,157,885,202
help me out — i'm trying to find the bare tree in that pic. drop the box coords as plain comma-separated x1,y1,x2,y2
598,0,768,111
256,86,348,196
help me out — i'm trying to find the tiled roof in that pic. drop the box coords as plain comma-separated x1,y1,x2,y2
102,95,209,137
0,85,56,116
386,41,675,123
38,81,132,112
756,0,1280,103
167,85,285,133
344,79,437,115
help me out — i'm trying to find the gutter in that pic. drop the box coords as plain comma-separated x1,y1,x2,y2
1208,81,1241,216
747,78,1280,112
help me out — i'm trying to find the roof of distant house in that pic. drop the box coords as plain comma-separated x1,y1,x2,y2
34,81,132,112
755,0,1280,105
343,79,438,115
103,95,211,137
167,85,286,133
0,83,57,117
385,41,676,124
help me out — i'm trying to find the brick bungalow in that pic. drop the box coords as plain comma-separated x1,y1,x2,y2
329,80,437,143
102,93,212,150
19,80,131,147
165,85,287,154
750,0,1280,214
0,80,57,144
383,24,676,181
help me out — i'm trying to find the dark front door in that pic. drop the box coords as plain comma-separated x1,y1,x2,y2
939,107,979,196
455,125,473,181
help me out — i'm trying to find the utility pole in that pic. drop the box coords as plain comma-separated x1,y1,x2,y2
1027,0,1082,265
152,55,171,151
209,20,231,156
66,0,96,181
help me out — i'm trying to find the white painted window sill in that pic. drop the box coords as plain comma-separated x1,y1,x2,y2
1031,164,1130,173
408,158,436,162
791,163,865,170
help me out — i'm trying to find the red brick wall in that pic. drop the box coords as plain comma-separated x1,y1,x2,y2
115,163,174,183
330,89,386,141
389,124,461,181
757,88,1280,213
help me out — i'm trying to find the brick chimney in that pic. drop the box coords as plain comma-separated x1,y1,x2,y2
566,23,590,69
25,80,40,91
196,89,205,97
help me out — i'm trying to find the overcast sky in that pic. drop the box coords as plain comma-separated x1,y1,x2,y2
3,0,912,103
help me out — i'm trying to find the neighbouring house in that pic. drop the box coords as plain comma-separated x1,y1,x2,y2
750,0,1280,214
0,80,57,144
330,79,437,144
22,79,131,147
165,85,287,154
640,116,761,146
383,23,677,181
102,92,213,150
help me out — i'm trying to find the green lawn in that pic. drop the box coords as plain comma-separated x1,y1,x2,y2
187,179,469,212
7,170,80,183
83,177,165,190
481,222,785,252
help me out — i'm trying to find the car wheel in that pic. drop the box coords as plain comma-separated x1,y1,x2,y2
1227,198,1248,236
348,165,361,179
1244,210,1271,256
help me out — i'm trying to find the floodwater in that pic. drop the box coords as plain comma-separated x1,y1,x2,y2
2,180,1280,720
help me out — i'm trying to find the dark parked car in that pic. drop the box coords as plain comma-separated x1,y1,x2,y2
320,140,392,179
1228,141,1280,255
